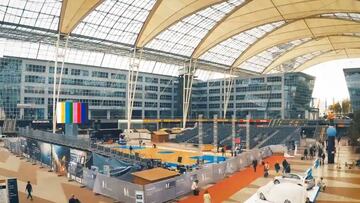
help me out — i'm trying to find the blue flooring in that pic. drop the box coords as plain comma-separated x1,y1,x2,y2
190,155,226,164
158,150,175,154
116,145,145,150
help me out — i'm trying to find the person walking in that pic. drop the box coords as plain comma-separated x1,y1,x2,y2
252,159,258,172
25,181,33,200
191,180,199,196
203,190,211,203
129,145,133,154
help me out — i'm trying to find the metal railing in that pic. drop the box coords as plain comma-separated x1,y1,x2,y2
18,127,91,150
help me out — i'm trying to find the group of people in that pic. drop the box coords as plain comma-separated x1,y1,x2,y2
303,144,326,166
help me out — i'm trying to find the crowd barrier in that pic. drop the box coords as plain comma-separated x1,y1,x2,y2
3,137,276,203
81,146,274,203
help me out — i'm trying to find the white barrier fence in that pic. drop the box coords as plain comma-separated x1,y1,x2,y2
3,138,278,203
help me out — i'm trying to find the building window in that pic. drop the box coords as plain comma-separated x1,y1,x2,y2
160,87,172,93
160,78,172,85
160,95,172,100
145,77,158,83
267,76,282,82
25,75,46,83
71,69,81,76
24,97,44,104
111,73,126,80
145,86,158,91
49,67,68,74
92,71,108,78
26,64,46,73
82,70,89,76
160,103,172,108
145,93,158,100
209,89,220,94
133,101,142,107
145,102,157,107
209,96,220,101
209,103,220,109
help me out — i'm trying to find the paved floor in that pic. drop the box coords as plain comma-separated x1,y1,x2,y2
223,145,360,203
1,141,359,203
0,146,114,203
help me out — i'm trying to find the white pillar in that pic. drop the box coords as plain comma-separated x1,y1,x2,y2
213,114,218,149
246,114,250,150
198,114,203,153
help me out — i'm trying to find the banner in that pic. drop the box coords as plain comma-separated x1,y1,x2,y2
69,149,87,181
7,178,19,203
52,144,70,176
56,102,88,124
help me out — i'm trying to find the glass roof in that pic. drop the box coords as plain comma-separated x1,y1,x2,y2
199,21,286,66
279,50,331,72
320,13,360,22
145,0,246,57
0,0,61,31
238,38,312,73
72,0,156,45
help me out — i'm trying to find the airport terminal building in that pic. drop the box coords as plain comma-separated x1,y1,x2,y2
0,56,314,120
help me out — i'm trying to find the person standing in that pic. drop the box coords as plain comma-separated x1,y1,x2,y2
282,159,288,173
274,162,280,174
252,159,258,172
25,181,33,200
129,145,133,154
321,153,326,165
191,180,199,196
264,162,270,177
221,147,225,157
304,148,308,160
203,190,211,203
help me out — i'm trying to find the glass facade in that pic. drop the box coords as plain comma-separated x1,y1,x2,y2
344,68,360,112
0,57,177,120
0,58,22,119
190,72,314,119
283,72,315,119
0,57,314,120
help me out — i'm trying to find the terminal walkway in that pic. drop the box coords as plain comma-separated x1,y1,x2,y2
0,146,113,203
179,146,360,203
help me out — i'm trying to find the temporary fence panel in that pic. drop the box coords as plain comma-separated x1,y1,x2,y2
212,162,227,182
144,177,177,203
175,175,192,197
225,157,239,174
82,168,97,189
198,164,214,186
93,173,143,202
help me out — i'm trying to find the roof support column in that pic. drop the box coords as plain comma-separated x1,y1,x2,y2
52,34,69,134
223,67,235,119
182,59,197,129
126,48,143,131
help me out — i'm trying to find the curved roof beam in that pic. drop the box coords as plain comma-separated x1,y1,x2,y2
232,18,360,68
262,35,360,73
294,48,360,72
135,0,226,48
59,0,104,34
192,0,360,58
